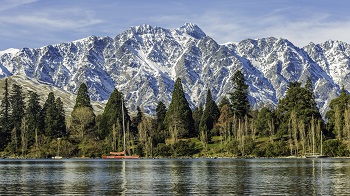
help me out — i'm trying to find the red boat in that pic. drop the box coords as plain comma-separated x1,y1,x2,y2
101,98,139,159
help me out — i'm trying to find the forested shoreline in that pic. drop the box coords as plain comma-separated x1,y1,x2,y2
1,70,350,158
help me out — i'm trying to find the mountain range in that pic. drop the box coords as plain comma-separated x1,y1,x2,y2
0,23,349,116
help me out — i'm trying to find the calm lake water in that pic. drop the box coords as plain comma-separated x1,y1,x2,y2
0,158,350,195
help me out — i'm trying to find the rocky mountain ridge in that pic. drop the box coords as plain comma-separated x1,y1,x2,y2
0,23,349,115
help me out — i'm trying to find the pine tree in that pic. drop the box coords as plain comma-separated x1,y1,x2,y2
21,117,28,157
276,81,322,136
74,83,92,109
254,107,275,137
218,96,230,110
131,106,142,135
230,70,250,119
98,88,130,140
25,91,42,147
71,83,95,142
9,83,25,153
0,78,11,150
192,103,203,137
154,101,167,144
55,97,66,138
156,101,167,132
164,78,195,139
200,89,220,132
43,92,57,137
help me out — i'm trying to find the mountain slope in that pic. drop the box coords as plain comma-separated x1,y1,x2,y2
0,23,348,116
0,76,105,119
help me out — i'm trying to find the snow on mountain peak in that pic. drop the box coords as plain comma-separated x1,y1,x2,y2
0,48,20,55
0,24,349,116
177,22,206,39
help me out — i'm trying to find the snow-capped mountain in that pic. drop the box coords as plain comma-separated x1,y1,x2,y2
0,23,348,115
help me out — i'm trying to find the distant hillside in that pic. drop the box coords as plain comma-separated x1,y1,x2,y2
0,76,105,119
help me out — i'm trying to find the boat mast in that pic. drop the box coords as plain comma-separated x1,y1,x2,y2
122,96,126,155
321,130,323,155
312,116,315,156
57,138,60,157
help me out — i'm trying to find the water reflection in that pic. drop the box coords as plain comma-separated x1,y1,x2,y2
1,158,350,195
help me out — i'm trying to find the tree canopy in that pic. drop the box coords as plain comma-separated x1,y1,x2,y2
276,81,322,136
164,78,195,139
74,83,92,109
98,88,130,140
230,70,250,119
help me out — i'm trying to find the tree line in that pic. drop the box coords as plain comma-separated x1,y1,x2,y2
1,70,350,158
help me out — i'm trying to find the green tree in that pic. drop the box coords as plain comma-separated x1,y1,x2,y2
25,91,42,147
131,106,142,135
276,81,322,136
71,84,95,143
200,89,220,132
9,83,25,154
43,92,57,137
138,115,156,157
156,101,167,132
230,70,250,119
55,97,66,138
155,101,167,144
218,96,230,110
98,88,130,141
0,78,11,150
216,104,233,144
192,103,203,137
325,86,350,138
71,107,96,143
74,83,92,109
164,78,195,140
255,107,275,137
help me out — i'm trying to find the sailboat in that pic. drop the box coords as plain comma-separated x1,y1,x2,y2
305,120,328,158
102,97,139,159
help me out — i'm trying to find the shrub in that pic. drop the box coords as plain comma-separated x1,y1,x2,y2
153,143,172,157
323,139,349,157
172,140,197,157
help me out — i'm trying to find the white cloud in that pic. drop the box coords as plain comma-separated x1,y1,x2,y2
0,8,102,30
1,0,350,50
0,0,38,11
187,8,350,47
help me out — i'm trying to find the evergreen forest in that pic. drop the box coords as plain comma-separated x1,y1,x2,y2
1,70,350,158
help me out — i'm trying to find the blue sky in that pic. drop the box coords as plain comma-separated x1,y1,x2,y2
1,0,350,51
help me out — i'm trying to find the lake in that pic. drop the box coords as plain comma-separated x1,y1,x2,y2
0,158,350,195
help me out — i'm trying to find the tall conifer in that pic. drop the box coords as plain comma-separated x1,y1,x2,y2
43,92,57,137
156,101,167,132
9,83,25,153
55,97,66,138
99,88,130,140
0,78,11,149
71,83,95,142
25,91,41,146
164,78,195,139
230,70,250,119
154,101,167,144
277,81,322,136
200,89,220,131
131,106,142,135
192,103,203,136
74,83,92,109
